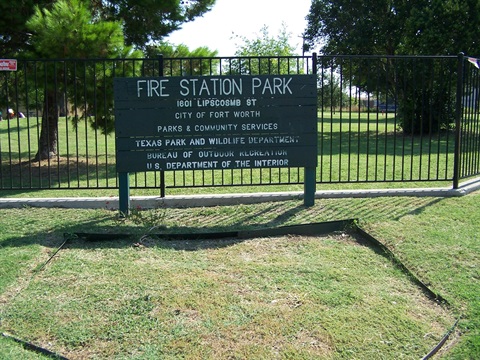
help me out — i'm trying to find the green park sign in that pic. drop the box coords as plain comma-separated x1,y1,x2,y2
114,74,318,213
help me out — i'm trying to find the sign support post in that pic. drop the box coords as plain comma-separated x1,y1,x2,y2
304,167,316,207
119,172,130,216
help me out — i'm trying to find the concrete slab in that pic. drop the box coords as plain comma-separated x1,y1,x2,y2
0,177,478,210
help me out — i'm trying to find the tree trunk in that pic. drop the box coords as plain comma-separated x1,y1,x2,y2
34,91,58,161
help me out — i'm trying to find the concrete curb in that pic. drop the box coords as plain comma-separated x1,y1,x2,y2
0,178,479,210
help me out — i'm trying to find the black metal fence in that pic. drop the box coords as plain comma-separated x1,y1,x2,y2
0,54,479,193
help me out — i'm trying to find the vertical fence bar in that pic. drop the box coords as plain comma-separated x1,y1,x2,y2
453,53,464,189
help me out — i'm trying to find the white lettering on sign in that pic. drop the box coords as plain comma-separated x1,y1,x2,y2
177,99,193,107
132,76,299,99
208,137,246,145
137,79,170,97
199,150,235,158
147,152,178,159
189,138,205,145
180,78,243,96
251,77,292,95
166,161,219,169
254,159,289,167
209,111,230,118
135,139,162,147
175,112,192,119
235,160,251,167
195,124,238,132
234,110,261,118
241,123,278,131
239,149,288,157
157,125,182,133
248,136,298,144
165,139,186,146
196,98,242,107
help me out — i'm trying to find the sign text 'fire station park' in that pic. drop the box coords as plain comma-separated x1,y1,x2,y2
114,75,317,173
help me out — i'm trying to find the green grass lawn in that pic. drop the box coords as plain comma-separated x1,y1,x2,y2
0,191,478,359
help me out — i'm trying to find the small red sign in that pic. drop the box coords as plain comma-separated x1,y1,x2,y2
0,59,17,71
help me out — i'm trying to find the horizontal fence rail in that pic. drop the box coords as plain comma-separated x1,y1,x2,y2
0,55,479,193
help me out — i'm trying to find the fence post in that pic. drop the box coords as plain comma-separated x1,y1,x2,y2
453,52,464,189
304,53,318,207
159,54,166,198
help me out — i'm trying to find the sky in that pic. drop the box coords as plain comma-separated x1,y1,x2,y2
166,0,312,56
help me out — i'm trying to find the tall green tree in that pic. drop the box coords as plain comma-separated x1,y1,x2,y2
0,0,52,57
318,70,348,111
304,0,480,134
403,0,480,55
145,42,219,75
26,0,142,160
230,24,300,75
304,0,480,56
92,0,216,50
0,0,217,57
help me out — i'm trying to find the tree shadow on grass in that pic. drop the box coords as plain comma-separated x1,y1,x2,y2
392,197,445,219
0,195,449,253
0,157,118,192
61,201,322,251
